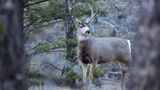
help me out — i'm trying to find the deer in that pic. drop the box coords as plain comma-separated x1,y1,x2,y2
72,5,132,90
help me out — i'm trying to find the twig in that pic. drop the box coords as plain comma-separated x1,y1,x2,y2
25,0,51,8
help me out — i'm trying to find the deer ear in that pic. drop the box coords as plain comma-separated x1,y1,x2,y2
75,18,82,25
72,16,82,29
72,16,81,25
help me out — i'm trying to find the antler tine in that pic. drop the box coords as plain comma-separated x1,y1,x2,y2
87,4,99,24
89,4,94,19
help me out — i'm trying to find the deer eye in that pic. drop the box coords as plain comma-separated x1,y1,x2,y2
79,24,84,28
80,25,83,28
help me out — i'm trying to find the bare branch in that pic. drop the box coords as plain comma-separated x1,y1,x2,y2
25,46,66,56
23,19,62,42
71,2,82,10
40,62,62,71
25,0,51,8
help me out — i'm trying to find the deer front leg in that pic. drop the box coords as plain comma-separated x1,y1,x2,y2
82,63,87,84
89,63,96,84
82,63,89,90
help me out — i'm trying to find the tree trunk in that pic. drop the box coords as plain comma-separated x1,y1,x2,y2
128,0,160,90
0,0,27,90
65,0,75,61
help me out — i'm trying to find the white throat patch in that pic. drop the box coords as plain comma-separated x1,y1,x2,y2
78,35,88,41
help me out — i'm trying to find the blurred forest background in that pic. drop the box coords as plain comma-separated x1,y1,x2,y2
0,0,160,90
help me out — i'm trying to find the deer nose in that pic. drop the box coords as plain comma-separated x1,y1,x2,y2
85,30,90,34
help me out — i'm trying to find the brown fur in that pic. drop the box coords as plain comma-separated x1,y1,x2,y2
74,14,131,90
78,36,131,90
78,37,131,65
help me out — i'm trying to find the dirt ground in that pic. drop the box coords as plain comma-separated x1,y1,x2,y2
29,77,122,90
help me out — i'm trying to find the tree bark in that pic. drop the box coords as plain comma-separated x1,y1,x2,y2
128,0,160,90
65,0,75,61
0,0,27,90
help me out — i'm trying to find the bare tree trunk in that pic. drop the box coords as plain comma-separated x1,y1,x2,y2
0,0,27,90
128,0,160,90
65,0,76,61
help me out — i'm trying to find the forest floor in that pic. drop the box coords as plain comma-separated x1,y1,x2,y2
28,76,121,90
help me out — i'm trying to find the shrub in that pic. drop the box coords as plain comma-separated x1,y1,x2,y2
65,69,80,81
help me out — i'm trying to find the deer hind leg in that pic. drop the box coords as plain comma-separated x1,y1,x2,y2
120,69,126,90
119,63,127,90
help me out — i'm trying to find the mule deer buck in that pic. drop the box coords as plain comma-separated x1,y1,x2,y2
72,6,131,90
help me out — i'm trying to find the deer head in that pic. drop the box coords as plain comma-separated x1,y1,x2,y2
72,5,99,41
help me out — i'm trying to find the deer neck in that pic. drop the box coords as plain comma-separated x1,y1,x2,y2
78,36,93,47
77,36,95,64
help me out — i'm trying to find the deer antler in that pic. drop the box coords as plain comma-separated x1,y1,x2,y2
87,4,99,24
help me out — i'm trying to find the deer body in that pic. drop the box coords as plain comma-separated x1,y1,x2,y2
77,36,131,90
78,37,131,65
72,6,131,90
78,37,131,90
